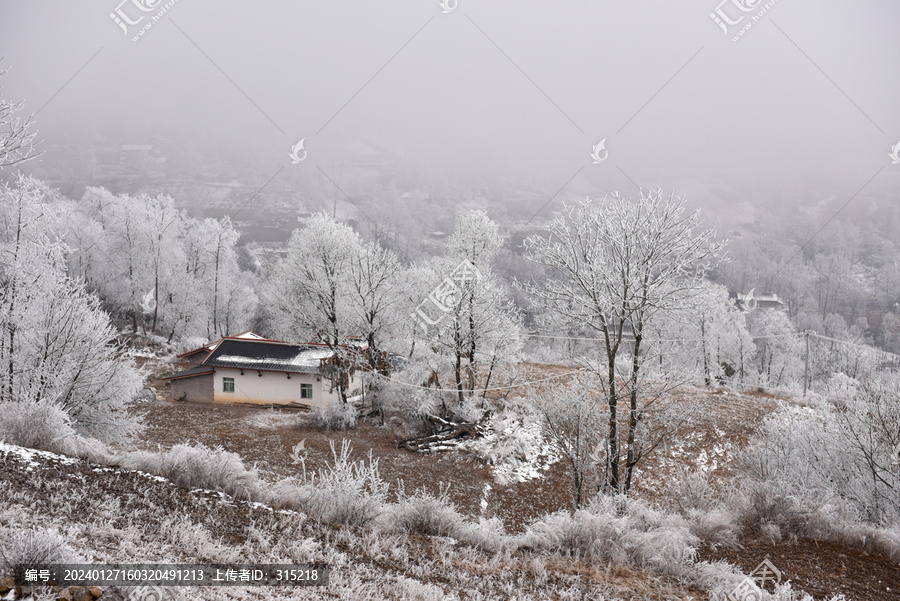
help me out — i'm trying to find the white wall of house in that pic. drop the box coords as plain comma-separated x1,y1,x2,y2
212,368,340,407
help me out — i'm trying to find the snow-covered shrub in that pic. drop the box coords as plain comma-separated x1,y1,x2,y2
120,443,263,501
830,522,900,562
0,401,75,453
732,480,814,540
685,509,742,550
378,380,444,431
312,401,358,431
454,516,507,553
451,396,485,423
462,408,560,486
176,336,210,355
0,527,81,577
662,467,713,514
274,439,387,527
0,401,114,463
740,385,900,528
529,375,603,508
390,484,463,538
388,484,506,552
824,372,859,400
519,495,699,578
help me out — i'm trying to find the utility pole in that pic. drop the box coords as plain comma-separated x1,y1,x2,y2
803,330,812,397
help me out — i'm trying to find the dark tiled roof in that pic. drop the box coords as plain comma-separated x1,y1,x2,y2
176,346,211,359
164,365,214,380
176,330,272,358
202,339,333,374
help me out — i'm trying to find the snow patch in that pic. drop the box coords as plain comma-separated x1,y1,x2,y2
0,441,79,468
461,414,561,486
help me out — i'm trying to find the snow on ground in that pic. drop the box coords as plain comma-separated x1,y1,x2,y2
461,413,561,486
0,440,78,470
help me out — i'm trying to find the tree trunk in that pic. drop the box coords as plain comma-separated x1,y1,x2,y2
212,241,221,338
624,335,642,495
701,319,711,386
454,324,464,405
606,352,620,494
467,299,477,396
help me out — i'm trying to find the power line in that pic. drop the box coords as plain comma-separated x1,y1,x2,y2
524,331,801,344
367,367,585,394
809,332,900,362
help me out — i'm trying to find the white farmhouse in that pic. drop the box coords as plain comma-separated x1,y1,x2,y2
165,334,361,408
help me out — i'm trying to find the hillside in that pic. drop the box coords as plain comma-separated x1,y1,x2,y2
0,442,709,601
3,375,899,600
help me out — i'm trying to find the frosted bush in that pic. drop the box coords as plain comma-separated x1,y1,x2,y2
177,336,210,355
454,516,506,553
663,467,713,514
0,401,75,453
519,496,700,578
824,372,859,399
462,408,560,486
742,388,900,527
377,379,444,429
388,484,506,552
119,443,263,501
312,401,358,431
451,397,486,423
391,484,463,538
686,509,742,550
275,439,387,527
0,527,81,577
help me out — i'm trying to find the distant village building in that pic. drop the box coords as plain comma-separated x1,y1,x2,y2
734,291,784,311
399,190,430,201
165,332,363,408
119,143,166,176
119,144,157,164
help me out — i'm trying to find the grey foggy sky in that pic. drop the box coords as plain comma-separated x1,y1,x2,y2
1,0,899,214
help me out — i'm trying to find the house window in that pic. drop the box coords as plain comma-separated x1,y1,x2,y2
223,377,235,393
300,383,313,399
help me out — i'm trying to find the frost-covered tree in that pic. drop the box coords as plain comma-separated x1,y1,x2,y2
744,379,900,527
417,254,522,405
67,188,257,342
433,210,521,402
653,281,755,386
522,190,723,494
535,374,605,509
188,216,257,340
0,62,41,169
269,213,363,402
0,176,141,442
135,193,181,335
746,309,803,389
349,241,401,373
